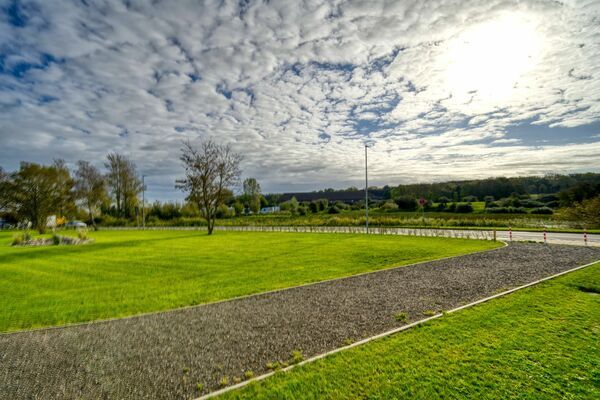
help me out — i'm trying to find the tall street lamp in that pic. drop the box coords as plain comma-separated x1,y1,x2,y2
142,174,146,229
364,141,374,234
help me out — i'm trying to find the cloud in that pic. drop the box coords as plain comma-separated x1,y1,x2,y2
0,0,598,200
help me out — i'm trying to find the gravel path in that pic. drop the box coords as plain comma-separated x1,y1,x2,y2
1,243,599,400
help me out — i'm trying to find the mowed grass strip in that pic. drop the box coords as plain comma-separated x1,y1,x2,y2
0,230,499,332
219,263,600,400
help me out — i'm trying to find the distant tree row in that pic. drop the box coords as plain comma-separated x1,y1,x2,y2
0,153,143,232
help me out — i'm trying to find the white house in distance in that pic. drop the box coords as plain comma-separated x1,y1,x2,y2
260,206,280,214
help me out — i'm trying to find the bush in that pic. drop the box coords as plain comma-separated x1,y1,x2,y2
395,196,418,211
520,200,544,208
485,207,527,214
380,201,399,211
77,228,89,240
52,233,62,245
454,203,473,213
530,207,553,215
462,195,478,202
327,206,340,214
11,231,32,245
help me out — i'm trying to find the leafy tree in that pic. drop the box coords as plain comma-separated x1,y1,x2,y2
104,153,142,217
11,162,66,232
558,196,600,228
395,196,418,211
176,139,242,235
75,161,108,229
437,196,450,205
243,178,262,214
52,159,77,218
0,166,12,213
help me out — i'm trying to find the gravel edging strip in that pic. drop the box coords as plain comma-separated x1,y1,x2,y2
198,257,600,400
0,241,507,337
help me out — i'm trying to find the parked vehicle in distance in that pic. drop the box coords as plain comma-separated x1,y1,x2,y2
65,220,87,228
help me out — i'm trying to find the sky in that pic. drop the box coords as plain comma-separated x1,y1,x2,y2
0,0,599,201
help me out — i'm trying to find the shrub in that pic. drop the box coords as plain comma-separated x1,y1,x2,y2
380,201,399,211
244,370,254,380
290,350,304,364
485,207,526,214
530,207,553,215
395,196,418,211
462,195,478,202
52,233,63,245
77,228,89,240
327,206,340,214
11,231,32,245
454,203,473,213
195,383,204,392
394,312,408,322
219,376,229,387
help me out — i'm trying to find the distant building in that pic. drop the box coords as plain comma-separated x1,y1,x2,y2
260,206,281,214
279,189,386,204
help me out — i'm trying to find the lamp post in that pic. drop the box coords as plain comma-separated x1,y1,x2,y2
364,142,374,234
142,175,146,229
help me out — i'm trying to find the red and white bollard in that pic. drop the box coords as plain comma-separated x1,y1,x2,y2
509,227,512,242
584,230,588,246
543,230,547,244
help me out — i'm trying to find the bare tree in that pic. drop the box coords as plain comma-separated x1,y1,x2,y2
176,139,242,235
0,166,12,213
75,161,108,230
104,153,142,217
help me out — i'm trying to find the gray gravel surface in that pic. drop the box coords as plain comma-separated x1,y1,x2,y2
1,243,599,400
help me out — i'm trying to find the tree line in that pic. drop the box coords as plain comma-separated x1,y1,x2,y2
1,139,598,233
0,154,143,232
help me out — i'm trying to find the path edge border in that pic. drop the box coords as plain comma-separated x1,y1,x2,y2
196,257,600,400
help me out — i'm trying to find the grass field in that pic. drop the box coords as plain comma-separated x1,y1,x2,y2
0,230,499,332
220,262,600,400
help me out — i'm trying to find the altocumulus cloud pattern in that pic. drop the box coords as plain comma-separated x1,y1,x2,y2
0,0,599,199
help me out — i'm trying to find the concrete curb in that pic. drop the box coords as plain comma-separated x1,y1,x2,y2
196,257,600,399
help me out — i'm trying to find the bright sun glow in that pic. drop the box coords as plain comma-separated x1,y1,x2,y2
444,14,543,105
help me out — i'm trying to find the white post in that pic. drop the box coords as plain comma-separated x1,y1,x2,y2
365,144,369,234
142,175,145,229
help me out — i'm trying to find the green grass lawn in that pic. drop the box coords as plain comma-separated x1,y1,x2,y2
220,263,600,400
0,230,499,332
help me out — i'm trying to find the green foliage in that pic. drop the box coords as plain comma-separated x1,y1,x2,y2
380,201,399,211
558,195,600,228
454,203,473,213
51,233,62,245
77,228,89,240
0,230,498,332
11,231,31,246
244,370,254,380
394,312,408,323
530,207,553,215
10,162,76,233
220,263,600,400
290,350,304,364
395,196,418,211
